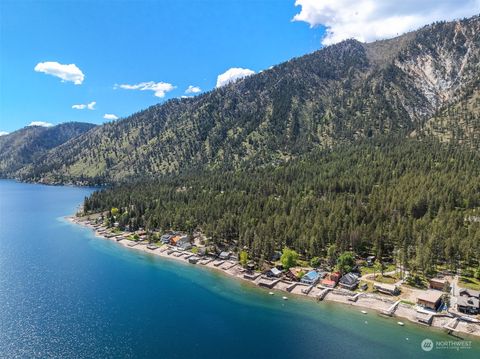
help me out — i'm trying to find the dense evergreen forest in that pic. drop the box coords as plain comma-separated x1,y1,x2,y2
83,137,480,274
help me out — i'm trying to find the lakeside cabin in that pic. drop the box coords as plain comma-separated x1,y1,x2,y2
373,283,400,296
286,268,302,282
219,252,230,260
321,272,341,288
170,235,192,250
429,278,447,291
267,267,283,278
457,288,480,314
339,273,359,290
417,290,443,311
160,234,173,244
301,270,320,285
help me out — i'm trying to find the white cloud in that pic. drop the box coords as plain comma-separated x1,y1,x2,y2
34,61,85,85
293,0,480,45
0,131,9,136
216,68,255,88
185,85,202,94
72,101,96,110
28,121,54,127
115,81,175,98
103,113,119,120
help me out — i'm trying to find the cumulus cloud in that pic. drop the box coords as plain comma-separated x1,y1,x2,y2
115,81,175,98
103,113,119,120
34,61,85,85
28,121,53,127
216,68,255,88
72,101,96,110
185,85,202,94
293,0,480,45
0,131,9,136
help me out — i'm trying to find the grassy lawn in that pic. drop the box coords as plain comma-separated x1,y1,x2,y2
400,299,415,306
459,276,480,290
360,264,396,275
356,281,374,293
374,274,399,284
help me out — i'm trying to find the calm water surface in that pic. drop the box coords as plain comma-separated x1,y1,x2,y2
0,180,479,358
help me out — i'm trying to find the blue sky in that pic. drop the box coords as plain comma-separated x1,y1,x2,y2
0,0,325,133
1,0,478,134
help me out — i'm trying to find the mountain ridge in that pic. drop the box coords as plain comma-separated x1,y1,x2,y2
0,122,96,179
4,15,480,184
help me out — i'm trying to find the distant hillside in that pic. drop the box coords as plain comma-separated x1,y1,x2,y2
9,15,480,184
0,122,96,178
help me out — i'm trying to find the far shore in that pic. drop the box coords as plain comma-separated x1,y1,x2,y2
66,215,480,339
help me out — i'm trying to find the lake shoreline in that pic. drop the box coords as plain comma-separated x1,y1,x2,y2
67,215,480,340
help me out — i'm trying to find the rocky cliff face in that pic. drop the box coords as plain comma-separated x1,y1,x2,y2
393,17,480,117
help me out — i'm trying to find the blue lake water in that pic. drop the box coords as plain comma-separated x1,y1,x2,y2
0,180,479,358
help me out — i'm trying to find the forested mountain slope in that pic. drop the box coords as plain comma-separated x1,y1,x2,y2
83,137,480,270
10,16,480,184
0,122,96,178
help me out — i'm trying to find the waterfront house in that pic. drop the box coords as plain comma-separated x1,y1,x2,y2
417,290,443,311
457,296,480,314
330,272,341,283
373,283,400,296
286,268,300,282
170,235,181,245
267,267,282,278
301,270,320,285
219,252,230,260
176,235,192,250
457,295,480,314
429,278,447,291
459,288,480,299
321,272,341,288
160,233,172,244
457,288,480,314
320,279,337,288
339,273,359,290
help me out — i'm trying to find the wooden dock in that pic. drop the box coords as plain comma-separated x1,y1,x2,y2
286,282,298,292
301,285,315,295
243,272,261,280
199,258,215,265
382,300,401,316
348,293,362,302
443,317,459,333
316,288,332,301
258,278,281,289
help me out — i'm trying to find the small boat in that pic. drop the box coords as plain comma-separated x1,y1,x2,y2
269,292,274,295
397,321,405,326
282,296,288,300
361,310,367,314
